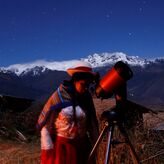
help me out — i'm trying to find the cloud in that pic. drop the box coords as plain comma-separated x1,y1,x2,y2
3,59,79,75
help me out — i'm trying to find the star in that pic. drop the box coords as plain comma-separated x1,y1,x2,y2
106,14,110,18
106,12,112,21
128,32,132,36
139,7,143,12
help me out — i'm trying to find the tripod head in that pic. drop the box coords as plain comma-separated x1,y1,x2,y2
100,101,127,126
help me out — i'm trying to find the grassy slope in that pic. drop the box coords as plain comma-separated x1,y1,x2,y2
0,98,163,164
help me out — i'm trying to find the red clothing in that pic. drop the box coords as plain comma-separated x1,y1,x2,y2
41,136,91,164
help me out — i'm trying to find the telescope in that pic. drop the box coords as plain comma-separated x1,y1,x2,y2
89,61,142,164
95,61,133,99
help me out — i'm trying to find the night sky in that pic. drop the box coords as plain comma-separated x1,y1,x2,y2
0,0,164,66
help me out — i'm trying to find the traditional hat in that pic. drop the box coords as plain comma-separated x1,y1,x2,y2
66,61,96,77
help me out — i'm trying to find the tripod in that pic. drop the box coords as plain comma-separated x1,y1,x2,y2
88,108,141,164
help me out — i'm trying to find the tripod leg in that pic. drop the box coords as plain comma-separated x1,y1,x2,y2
104,124,114,164
118,124,141,164
88,121,109,163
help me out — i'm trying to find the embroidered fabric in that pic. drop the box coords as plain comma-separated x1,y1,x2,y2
55,105,87,139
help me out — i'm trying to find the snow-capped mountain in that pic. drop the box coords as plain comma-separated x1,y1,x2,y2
0,52,161,76
0,52,164,109
82,52,150,67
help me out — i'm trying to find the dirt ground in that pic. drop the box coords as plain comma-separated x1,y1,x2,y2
0,140,40,164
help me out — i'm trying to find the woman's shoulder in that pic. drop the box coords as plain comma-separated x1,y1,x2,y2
57,81,73,102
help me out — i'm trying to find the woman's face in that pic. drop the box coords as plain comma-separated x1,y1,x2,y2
74,79,91,94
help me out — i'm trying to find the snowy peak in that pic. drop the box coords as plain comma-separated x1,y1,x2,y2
82,52,150,67
0,52,160,76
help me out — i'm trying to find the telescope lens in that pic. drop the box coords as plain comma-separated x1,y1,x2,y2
114,61,133,80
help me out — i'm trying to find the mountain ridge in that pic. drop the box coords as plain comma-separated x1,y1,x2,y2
0,52,164,110
1,52,163,76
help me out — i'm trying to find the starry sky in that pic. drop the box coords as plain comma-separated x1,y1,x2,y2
0,0,164,67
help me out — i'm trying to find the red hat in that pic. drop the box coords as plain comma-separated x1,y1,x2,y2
66,61,96,77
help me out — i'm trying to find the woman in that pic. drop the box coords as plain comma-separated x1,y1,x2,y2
36,61,99,164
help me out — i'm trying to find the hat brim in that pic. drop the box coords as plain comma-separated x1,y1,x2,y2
67,68,96,77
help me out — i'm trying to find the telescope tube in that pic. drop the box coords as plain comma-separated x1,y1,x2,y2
96,61,133,98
